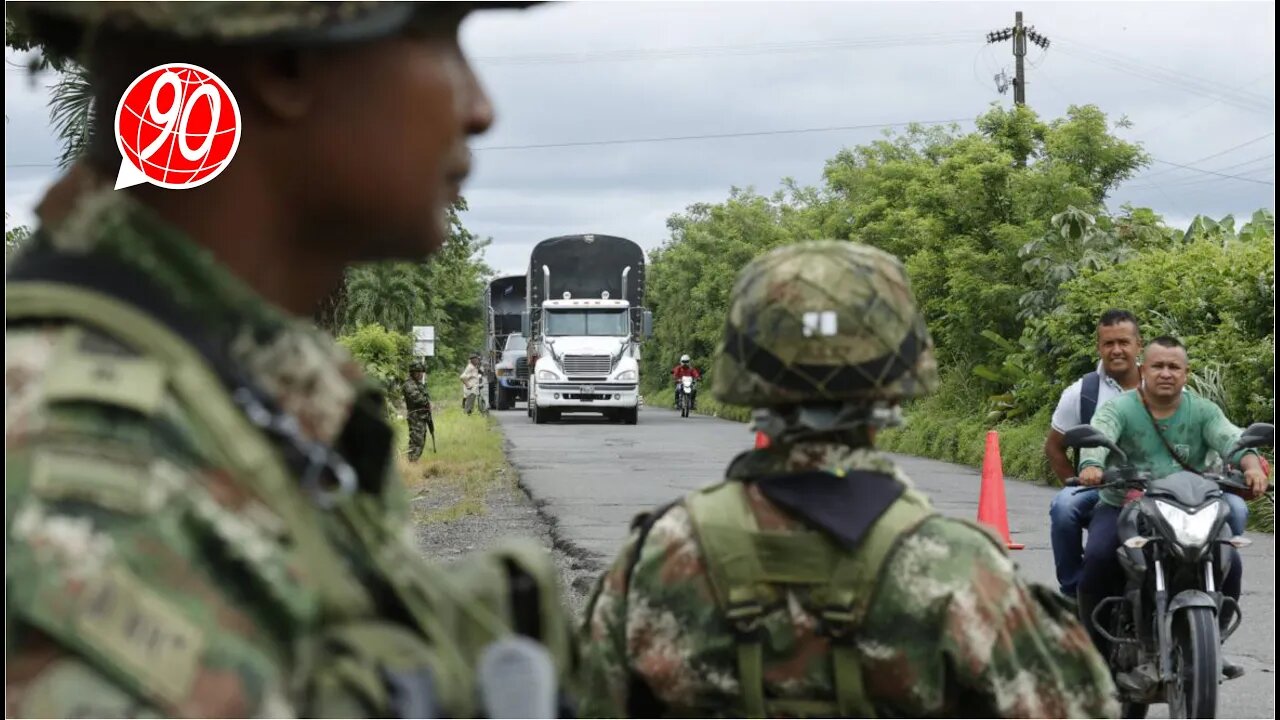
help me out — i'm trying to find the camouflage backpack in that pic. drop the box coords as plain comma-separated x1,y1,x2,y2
7,247,576,717
675,477,935,718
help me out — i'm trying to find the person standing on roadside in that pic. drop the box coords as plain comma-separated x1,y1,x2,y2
461,352,484,414
404,359,434,461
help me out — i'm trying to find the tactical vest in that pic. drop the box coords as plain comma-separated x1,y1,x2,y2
681,478,936,719
7,249,574,718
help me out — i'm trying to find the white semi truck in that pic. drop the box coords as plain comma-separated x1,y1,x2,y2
525,233,651,425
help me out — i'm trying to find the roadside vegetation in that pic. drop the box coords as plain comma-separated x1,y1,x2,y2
640,104,1274,531
390,375,511,525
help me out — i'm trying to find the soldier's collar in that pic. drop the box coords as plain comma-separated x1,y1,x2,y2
35,162,284,337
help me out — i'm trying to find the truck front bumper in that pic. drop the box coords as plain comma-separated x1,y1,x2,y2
498,377,527,390
535,383,639,408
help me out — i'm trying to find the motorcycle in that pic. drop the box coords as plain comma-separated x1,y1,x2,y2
676,376,696,418
1062,422,1274,719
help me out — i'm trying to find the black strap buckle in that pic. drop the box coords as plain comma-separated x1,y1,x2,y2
234,387,357,509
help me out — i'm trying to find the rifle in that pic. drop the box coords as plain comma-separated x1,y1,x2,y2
426,407,437,454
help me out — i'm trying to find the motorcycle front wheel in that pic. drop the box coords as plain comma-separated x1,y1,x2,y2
1167,607,1219,718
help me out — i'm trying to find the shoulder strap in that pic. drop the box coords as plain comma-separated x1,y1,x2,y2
6,256,371,616
1138,387,1200,473
683,482,769,717
823,489,934,718
685,480,936,718
6,247,363,507
1080,371,1101,425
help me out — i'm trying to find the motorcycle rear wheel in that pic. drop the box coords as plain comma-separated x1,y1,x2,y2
1167,607,1219,718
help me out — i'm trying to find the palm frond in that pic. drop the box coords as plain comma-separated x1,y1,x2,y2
48,64,94,169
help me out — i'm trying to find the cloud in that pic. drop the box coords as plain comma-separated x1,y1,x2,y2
7,2,1274,258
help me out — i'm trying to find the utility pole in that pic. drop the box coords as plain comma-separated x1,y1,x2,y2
1013,12,1026,105
986,11,1050,107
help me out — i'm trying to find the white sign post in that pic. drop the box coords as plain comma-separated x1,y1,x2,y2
412,326,436,358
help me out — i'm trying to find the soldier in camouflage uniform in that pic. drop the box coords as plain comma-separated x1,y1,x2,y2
579,241,1119,718
5,3,579,718
403,359,433,461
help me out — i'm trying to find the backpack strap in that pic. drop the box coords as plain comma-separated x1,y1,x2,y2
685,481,935,718
6,258,372,617
684,482,771,718
1079,371,1102,426
822,488,934,718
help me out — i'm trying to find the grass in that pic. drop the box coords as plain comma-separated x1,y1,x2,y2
394,375,511,525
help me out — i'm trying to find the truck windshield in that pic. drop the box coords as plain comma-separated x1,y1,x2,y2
502,334,527,352
546,309,629,336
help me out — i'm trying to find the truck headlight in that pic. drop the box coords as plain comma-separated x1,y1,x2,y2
1155,500,1219,548
537,369,560,382
615,370,638,382
496,368,511,377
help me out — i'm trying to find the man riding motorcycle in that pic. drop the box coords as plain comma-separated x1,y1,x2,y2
672,354,701,410
1076,336,1267,685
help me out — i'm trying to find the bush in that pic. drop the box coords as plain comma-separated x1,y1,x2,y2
337,323,414,403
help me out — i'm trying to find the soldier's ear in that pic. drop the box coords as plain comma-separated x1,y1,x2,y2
242,48,314,122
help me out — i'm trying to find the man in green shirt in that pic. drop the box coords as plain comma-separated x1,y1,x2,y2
1076,335,1267,679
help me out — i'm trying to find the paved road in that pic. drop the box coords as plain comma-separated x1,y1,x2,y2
496,405,1275,718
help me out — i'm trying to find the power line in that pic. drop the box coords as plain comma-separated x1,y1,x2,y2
1140,71,1276,142
470,31,986,66
1053,39,1273,113
1055,35,1274,107
1147,157,1275,185
472,118,972,151
1127,153,1275,189
5,117,975,168
1135,131,1275,180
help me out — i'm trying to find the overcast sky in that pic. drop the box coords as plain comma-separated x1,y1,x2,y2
5,1,1275,276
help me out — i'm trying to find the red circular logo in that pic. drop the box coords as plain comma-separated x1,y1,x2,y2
114,63,241,190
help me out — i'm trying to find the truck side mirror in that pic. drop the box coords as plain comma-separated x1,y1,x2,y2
642,310,654,339
521,311,530,336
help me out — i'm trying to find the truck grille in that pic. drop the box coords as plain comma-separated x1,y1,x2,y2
516,357,529,380
562,355,613,378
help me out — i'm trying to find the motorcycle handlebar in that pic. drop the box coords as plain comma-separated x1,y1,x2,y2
1065,468,1273,494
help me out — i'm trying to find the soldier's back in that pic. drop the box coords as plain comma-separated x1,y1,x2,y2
580,456,1118,718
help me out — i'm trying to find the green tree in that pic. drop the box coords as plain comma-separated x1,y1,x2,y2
6,215,33,265
6,19,93,169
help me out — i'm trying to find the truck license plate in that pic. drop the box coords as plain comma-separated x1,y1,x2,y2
580,385,595,400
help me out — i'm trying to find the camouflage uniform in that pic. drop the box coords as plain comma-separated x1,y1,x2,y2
5,4,574,719
402,364,433,461
579,241,1118,718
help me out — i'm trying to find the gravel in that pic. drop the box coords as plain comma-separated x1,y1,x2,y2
411,465,602,618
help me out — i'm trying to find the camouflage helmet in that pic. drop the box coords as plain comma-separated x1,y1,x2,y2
711,240,938,408
408,359,425,373
8,2,539,59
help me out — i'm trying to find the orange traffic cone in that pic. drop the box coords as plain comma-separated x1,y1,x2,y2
977,430,1025,550
754,431,771,449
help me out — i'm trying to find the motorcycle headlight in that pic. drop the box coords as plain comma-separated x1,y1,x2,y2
616,370,637,382
537,369,560,382
1155,500,1219,548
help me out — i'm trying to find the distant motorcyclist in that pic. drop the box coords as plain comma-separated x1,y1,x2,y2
671,354,701,409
